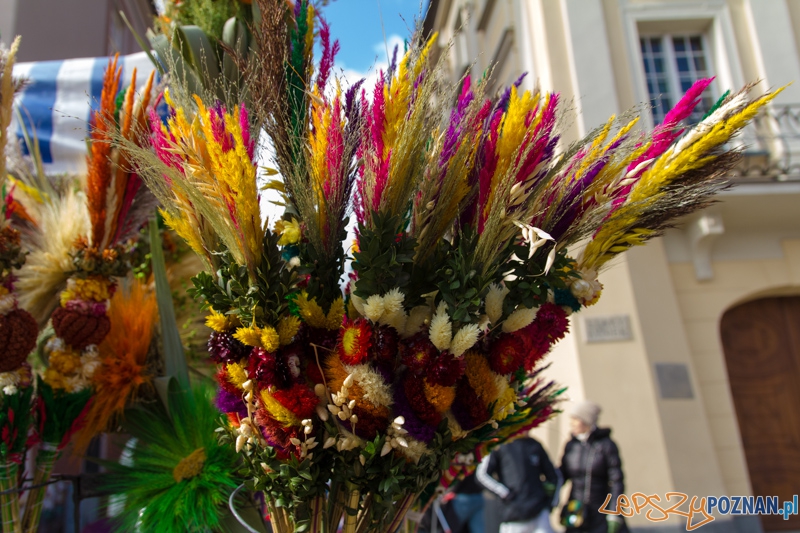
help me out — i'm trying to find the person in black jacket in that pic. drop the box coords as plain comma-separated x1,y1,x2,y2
560,401,628,533
476,434,561,533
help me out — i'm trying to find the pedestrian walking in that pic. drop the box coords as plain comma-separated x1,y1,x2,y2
476,433,560,533
560,401,628,533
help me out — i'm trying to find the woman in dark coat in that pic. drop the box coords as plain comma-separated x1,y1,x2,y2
559,401,628,533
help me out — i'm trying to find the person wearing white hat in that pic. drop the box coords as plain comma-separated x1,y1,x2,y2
558,401,628,533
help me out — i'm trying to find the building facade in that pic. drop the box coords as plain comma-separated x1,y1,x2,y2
0,0,154,62
425,1,800,532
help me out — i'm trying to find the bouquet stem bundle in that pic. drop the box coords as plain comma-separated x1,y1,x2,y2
0,461,20,533
20,442,58,533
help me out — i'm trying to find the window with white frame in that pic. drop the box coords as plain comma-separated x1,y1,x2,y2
639,34,716,124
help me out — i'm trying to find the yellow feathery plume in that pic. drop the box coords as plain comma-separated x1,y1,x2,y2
277,315,301,346
572,115,614,183
206,310,237,332
16,189,90,324
227,362,249,389
0,36,21,191
324,298,345,330
631,88,784,204
580,86,785,271
260,390,301,428
295,292,328,329
260,326,280,352
233,325,263,347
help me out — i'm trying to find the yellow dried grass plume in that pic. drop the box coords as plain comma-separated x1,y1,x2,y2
16,188,90,325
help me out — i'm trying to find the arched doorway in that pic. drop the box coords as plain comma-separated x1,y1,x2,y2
720,296,800,531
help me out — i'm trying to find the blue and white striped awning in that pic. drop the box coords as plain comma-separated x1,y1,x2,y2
12,52,158,176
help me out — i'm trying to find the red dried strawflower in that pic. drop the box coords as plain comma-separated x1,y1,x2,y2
489,334,526,375
336,318,373,365
271,383,319,421
51,307,110,350
0,308,38,373
427,351,466,387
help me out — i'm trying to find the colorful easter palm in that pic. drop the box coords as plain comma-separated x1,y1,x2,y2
117,2,783,532
20,55,157,533
0,36,38,533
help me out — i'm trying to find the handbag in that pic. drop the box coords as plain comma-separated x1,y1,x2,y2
560,442,597,529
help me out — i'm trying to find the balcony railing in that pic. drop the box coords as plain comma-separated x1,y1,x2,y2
731,104,800,181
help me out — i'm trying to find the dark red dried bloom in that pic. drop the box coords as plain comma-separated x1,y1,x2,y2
207,331,250,364
51,307,110,350
450,375,489,431
427,351,466,386
0,308,38,373
346,406,388,441
400,333,437,374
403,373,441,427
369,324,399,365
489,334,526,375
533,302,569,341
256,409,301,458
248,347,292,389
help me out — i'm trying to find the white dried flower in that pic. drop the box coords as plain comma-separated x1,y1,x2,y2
0,295,15,315
382,288,405,315
46,337,65,352
404,306,432,338
502,306,538,333
350,293,366,316
381,441,393,456
380,309,407,334
485,283,509,324
570,279,592,300
0,371,19,390
363,294,385,322
450,324,481,356
429,302,452,352
3,385,18,396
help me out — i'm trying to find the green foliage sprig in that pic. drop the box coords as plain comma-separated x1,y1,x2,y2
190,229,297,326
353,212,418,301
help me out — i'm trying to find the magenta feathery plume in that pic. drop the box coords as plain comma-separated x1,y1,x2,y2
368,75,391,212
149,107,181,174
476,112,502,233
209,103,234,153
317,19,340,95
239,105,255,161
601,77,716,214
628,77,714,174
325,99,344,198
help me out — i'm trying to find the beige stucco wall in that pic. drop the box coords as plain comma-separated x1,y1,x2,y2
667,238,800,496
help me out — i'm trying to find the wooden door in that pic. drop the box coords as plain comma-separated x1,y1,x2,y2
720,296,800,531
